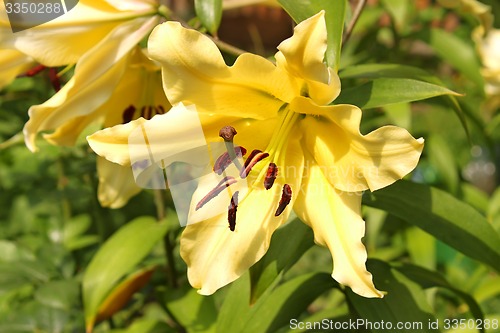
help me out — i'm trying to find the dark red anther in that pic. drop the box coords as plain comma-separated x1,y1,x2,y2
240,150,269,178
23,64,46,77
213,146,247,175
228,191,239,232
122,105,136,124
264,163,278,190
140,105,154,120
196,176,237,210
243,149,262,168
275,184,292,217
47,68,61,91
157,105,165,114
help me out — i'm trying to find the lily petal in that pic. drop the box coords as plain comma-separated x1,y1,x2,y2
0,49,33,89
180,134,304,294
148,21,295,119
293,97,424,192
44,50,169,147
275,11,340,105
97,157,142,208
294,158,384,298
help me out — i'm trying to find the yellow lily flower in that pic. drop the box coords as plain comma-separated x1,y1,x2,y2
38,47,170,208
0,0,161,67
88,11,424,297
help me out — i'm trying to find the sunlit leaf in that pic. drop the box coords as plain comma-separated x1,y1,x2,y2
83,217,169,332
335,78,461,109
95,266,156,323
216,272,252,333
249,218,314,303
339,63,468,136
163,286,217,333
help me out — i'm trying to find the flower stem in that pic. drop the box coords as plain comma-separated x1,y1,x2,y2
153,189,178,288
343,0,367,47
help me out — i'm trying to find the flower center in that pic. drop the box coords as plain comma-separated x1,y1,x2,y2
121,104,166,123
121,70,167,124
195,107,300,232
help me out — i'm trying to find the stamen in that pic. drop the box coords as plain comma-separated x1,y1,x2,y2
122,105,136,124
23,64,46,77
213,146,247,175
240,151,269,178
264,163,278,190
196,176,237,210
228,191,239,232
157,105,165,114
275,184,292,217
47,68,61,92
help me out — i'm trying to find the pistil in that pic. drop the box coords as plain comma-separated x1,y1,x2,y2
219,126,243,170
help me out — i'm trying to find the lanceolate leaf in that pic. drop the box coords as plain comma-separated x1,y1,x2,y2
278,0,347,69
216,272,337,333
249,218,314,304
394,263,485,333
339,63,469,137
416,28,484,87
363,181,500,272
83,217,169,332
195,0,223,35
346,260,437,333
334,78,461,109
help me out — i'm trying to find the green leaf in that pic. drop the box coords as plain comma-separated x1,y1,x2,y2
346,260,438,333
82,217,169,330
427,134,460,194
217,272,336,333
278,0,347,69
34,279,80,310
249,218,314,303
334,78,461,109
363,181,500,272
216,272,252,333
394,263,485,333
340,63,436,82
243,273,336,333
416,28,484,87
195,0,222,35
163,286,217,333
339,63,469,136
405,227,436,271
109,319,175,333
